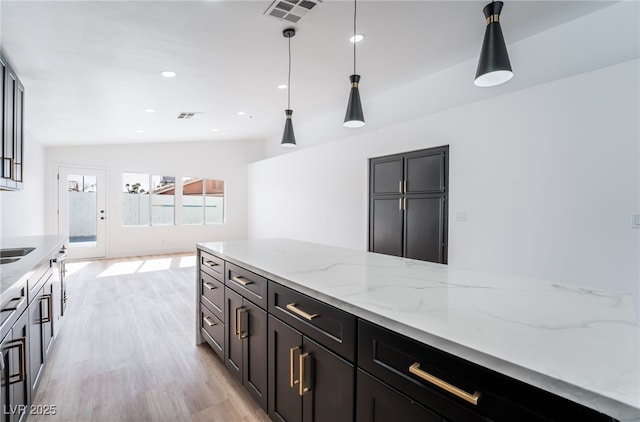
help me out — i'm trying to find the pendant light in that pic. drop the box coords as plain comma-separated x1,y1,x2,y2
344,0,365,128
474,1,513,87
281,28,297,148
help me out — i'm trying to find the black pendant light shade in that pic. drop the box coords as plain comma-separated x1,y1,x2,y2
475,1,513,87
344,74,365,128
281,109,296,147
344,0,365,128
281,28,297,148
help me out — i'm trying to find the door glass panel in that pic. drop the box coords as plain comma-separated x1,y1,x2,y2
68,174,97,247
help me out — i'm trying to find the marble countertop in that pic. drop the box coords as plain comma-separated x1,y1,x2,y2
1,235,67,305
198,238,639,421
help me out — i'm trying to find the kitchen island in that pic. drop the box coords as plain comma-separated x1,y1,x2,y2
196,238,639,421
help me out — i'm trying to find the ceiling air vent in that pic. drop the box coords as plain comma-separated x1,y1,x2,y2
264,0,321,23
177,112,203,119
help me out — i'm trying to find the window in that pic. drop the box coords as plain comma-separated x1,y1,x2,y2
123,173,175,226
182,177,225,225
151,175,175,225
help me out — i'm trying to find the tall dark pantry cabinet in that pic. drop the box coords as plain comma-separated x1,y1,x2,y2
369,146,449,264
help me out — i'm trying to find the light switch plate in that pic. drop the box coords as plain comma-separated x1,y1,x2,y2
632,214,640,229
455,211,467,222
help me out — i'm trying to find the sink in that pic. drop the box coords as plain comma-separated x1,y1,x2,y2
0,247,35,258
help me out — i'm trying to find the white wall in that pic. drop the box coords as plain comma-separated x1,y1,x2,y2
0,130,46,237
248,60,640,311
46,139,264,257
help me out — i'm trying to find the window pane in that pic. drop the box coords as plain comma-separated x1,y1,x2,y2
205,179,224,224
182,177,204,225
123,172,150,226
151,175,175,225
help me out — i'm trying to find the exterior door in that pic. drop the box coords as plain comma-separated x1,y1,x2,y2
57,166,107,259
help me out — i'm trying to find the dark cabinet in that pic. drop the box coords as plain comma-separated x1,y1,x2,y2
358,320,615,422
1,52,24,191
197,250,226,361
369,146,448,263
28,275,54,399
224,287,268,411
1,310,29,422
268,315,354,422
356,369,442,422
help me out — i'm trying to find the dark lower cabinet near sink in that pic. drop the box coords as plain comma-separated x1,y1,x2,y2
1,309,29,422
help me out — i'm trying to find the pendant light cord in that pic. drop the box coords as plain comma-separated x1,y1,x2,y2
287,36,292,109
353,0,357,74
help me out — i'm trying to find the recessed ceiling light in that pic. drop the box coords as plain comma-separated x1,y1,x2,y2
237,111,246,116
350,34,365,43
212,128,220,132
136,129,144,133
160,70,177,78
144,108,156,113
278,84,288,89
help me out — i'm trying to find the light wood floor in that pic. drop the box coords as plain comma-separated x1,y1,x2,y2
29,254,270,422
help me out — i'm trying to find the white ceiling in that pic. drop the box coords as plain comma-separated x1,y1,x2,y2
0,0,616,146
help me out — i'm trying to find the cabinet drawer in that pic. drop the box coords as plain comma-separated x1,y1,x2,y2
200,302,224,360
358,320,613,422
200,250,224,278
269,281,356,362
225,262,268,310
201,271,224,322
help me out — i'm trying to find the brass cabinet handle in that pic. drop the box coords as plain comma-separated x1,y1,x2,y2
404,180,408,193
399,198,402,210
41,293,53,323
203,260,219,268
203,282,216,290
398,180,402,193
409,363,481,405
403,197,407,210
289,346,300,387
2,295,25,312
203,316,217,327
286,303,318,321
299,352,311,396
235,307,248,339
231,276,253,287
7,337,26,384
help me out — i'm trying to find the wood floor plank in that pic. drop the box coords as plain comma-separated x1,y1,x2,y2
29,253,269,421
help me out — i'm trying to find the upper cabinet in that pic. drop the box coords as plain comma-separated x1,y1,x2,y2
1,51,25,191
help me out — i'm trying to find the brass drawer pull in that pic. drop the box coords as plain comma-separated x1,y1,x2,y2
203,316,217,327
7,337,26,385
231,276,253,287
299,352,311,396
286,303,318,321
41,294,53,323
409,363,481,405
203,282,216,290
289,346,300,387
203,260,219,268
2,296,25,312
